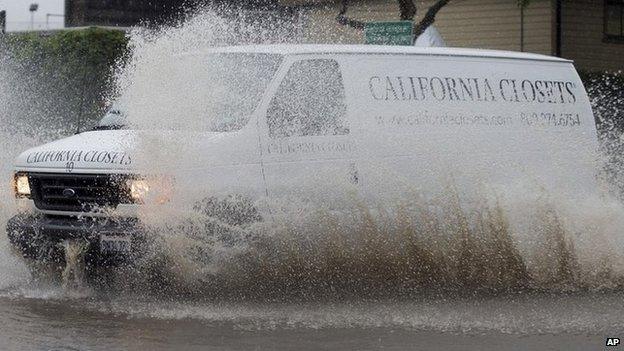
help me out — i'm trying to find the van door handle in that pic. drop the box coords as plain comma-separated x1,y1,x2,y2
349,163,359,185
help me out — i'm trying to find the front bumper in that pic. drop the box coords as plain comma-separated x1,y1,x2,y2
7,214,144,265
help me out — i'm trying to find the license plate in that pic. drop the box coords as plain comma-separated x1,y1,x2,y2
100,234,131,254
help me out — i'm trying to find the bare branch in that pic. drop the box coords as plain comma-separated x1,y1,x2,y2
397,0,417,20
336,0,452,43
413,0,451,39
336,0,366,30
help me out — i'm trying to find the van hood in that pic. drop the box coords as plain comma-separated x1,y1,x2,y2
14,130,138,173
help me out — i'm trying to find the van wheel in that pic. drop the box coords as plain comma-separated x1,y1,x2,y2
173,195,262,268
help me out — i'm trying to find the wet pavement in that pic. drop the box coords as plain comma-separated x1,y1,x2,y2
0,287,620,351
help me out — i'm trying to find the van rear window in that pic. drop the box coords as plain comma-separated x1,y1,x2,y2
267,59,349,138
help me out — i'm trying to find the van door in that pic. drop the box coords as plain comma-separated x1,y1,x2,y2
258,57,359,211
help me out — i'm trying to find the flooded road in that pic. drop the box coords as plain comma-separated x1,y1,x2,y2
1,7,623,350
0,287,621,350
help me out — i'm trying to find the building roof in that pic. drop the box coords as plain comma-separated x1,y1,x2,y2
191,44,571,63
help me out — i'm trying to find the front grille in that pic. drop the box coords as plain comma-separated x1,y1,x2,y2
29,173,131,212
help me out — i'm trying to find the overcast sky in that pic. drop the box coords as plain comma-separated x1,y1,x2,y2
0,0,64,32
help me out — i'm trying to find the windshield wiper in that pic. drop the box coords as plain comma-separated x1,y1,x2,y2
92,125,125,131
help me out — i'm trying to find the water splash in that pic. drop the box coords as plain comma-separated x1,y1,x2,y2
589,71,624,196
60,240,88,291
113,187,622,301
0,8,623,302
97,8,624,300
0,49,38,289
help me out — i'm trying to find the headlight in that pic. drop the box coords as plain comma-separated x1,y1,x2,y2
14,173,31,198
128,179,150,203
127,176,173,204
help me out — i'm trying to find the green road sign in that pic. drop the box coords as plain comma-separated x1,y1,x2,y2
364,21,414,46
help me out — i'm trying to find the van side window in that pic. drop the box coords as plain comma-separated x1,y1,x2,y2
267,59,349,138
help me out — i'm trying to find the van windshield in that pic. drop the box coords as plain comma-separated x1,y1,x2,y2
96,53,283,132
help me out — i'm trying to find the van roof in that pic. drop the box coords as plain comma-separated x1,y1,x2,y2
193,44,571,63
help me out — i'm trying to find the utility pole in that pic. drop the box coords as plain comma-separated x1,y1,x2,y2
29,3,38,30
0,10,6,34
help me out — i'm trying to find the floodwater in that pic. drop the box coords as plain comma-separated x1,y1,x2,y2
0,287,621,351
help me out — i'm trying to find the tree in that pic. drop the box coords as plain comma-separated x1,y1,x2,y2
337,0,533,43
1,28,128,136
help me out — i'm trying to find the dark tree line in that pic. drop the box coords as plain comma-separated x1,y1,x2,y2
0,28,128,138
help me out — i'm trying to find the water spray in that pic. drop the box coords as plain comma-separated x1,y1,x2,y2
60,240,88,291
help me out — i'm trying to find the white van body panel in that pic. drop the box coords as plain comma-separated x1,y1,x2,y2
11,45,598,218
14,130,137,173
339,54,598,202
143,124,266,210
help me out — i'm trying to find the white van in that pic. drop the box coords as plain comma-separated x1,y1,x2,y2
7,45,599,266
